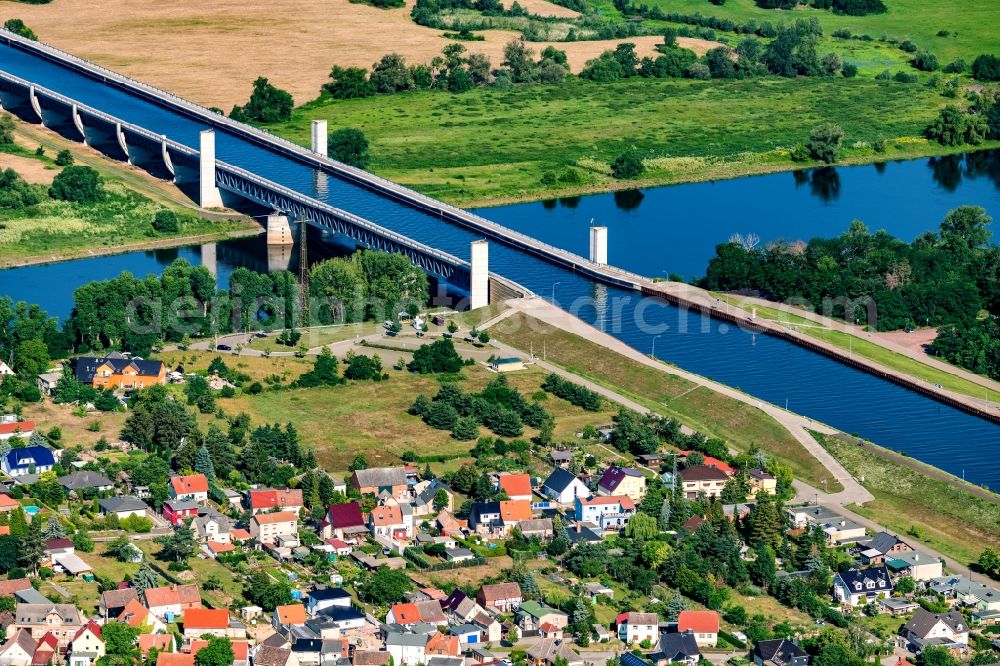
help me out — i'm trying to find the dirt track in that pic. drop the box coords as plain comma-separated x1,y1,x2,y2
0,0,715,108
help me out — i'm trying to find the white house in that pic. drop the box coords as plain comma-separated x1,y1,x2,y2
386,634,426,666
616,612,659,645
832,567,893,607
901,608,969,652
541,468,589,505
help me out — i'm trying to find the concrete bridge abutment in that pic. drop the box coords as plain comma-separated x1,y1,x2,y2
311,120,328,157
266,214,294,246
199,130,224,209
470,240,489,310
589,226,608,265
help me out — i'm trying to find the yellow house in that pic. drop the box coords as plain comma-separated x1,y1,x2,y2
596,467,647,502
748,469,777,498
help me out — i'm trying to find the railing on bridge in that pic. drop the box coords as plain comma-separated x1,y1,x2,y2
0,29,644,292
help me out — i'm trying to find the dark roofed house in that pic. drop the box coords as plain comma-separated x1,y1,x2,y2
100,588,139,619
832,567,893,607
351,467,410,500
2,445,55,478
98,496,150,520
678,466,729,499
901,608,969,652
752,638,809,666
60,471,114,493
320,502,368,541
656,631,700,665
541,468,589,505
73,356,165,390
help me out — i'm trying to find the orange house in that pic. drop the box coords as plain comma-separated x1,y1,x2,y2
75,356,166,390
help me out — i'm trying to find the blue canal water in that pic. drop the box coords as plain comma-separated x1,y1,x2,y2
1,42,998,487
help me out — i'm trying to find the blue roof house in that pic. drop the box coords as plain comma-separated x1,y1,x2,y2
2,445,55,477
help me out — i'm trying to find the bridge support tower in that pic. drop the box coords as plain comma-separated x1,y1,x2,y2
589,226,608,265
470,240,489,310
311,120,328,157
199,130,224,208
266,214,294,246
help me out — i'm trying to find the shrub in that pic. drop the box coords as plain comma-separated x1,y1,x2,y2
229,77,294,123
832,0,885,14
807,124,844,164
789,144,810,162
54,149,74,166
893,71,918,83
327,128,370,169
610,150,645,179
912,51,939,71
972,54,1000,81
152,210,179,233
540,172,556,185
3,19,36,40
50,165,102,203
842,63,858,77
943,58,966,74
899,40,918,53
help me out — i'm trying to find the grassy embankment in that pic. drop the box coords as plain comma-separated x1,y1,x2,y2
276,76,995,207
716,295,998,404
812,430,1000,566
490,310,840,491
0,134,257,266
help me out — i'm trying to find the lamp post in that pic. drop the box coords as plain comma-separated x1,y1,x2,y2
551,281,562,304
651,334,662,360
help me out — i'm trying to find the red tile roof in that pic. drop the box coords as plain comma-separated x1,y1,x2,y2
275,604,307,626
183,608,229,630
253,511,298,525
170,474,208,496
499,500,532,522
249,489,303,510
0,578,31,595
139,634,173,655
326,502,365,528
390,603,421,624
498,474,532,497
0,420,34,436
579,495,635,510
677,610,719,634
72,620,102,642
157,654,195,666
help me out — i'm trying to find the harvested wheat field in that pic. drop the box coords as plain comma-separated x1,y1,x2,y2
0,151,58,184
0,0,683,109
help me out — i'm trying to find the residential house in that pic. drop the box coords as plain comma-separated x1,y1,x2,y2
678,453,733,476
541,468,589,505
751,638,809,666
350,467,410,501
832,567,893,607
550,450,574,468
678,466,728,499
251,646,295,666
163,499,200,526
192,509,231,544
369,504,411,541
574,495,635,531
676,611,718,648
143,584,202,621
518,518,554,540
446,547,474,562
901,608,969,652
0,628,36,666
313,604,366,632
597,467,647,502
442,591,485,623
14,603,83,648
97,496,149,520
182,608,245,640
517,602,568,636
353,651,390,666
864,532,913,559
928,575,1000,624
247,489,304,516
169,474,209,503
73,356,165,390
747,469,776,498
616,612,659,645
885,550,943,582
305,588,352,617
251,511,298,546
785,506,866,545
319,502,368,541
118,599,168,634
69,621,104,666
138,635,174,660
496,474,533,502
99,589,138,620
273,604,308,634
413,479,453,515
425,632,460,658
386,601,446,626
526,639,582,666
59,471,114,494
385,634,426,666
0,494,19,514
37,371,61,397
32,632,59,666
435,510,463,538
655,632,700,665
0,418,35,444
477,583,522,613
1,445,53,477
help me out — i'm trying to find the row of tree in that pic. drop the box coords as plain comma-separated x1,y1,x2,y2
703,206,999,332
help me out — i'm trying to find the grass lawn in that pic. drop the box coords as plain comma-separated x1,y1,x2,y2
271,75,990,207
492,312,839,491
717,295,998,403
634,0,998,63
813,431,1000,566
158,350,314,383
216,363,618,473
250,322,383,353
0,141,255,266
20,399,128,449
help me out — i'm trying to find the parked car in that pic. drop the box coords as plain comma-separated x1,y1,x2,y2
217,344,232,351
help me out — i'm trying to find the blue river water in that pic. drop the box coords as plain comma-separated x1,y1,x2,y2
1,42,998,488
